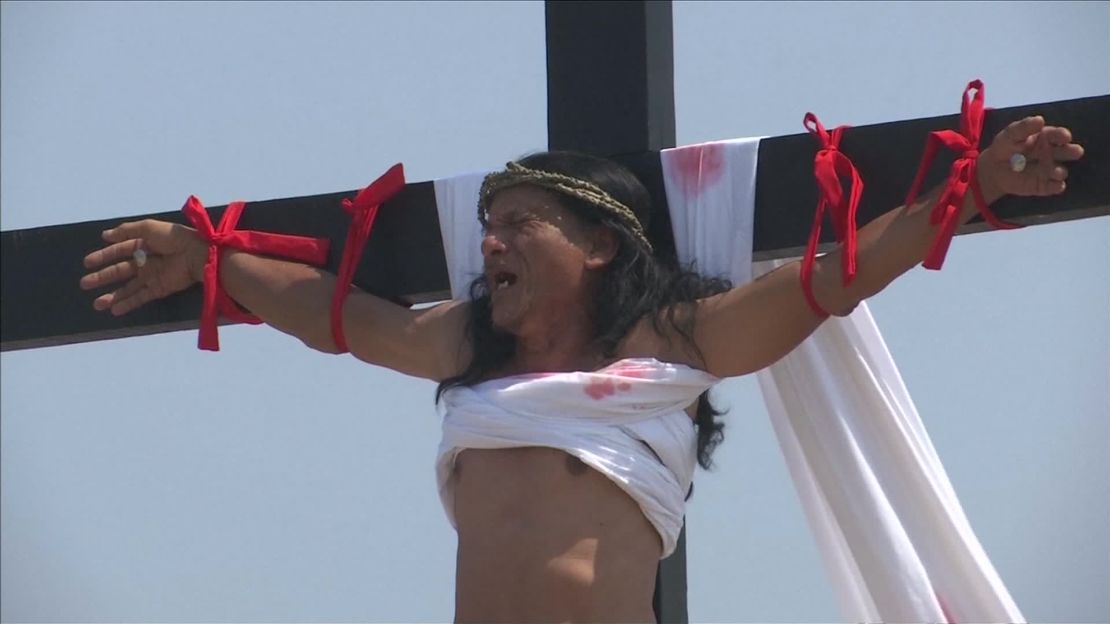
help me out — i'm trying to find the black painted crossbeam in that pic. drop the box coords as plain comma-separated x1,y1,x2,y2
2,94,1107,353
3,2,1109,622
1,183,446,351
752,94,1110,259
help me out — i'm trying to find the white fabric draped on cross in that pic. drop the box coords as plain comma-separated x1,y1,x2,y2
661,138,1023,623
432,148,1023,622
434,170,491,300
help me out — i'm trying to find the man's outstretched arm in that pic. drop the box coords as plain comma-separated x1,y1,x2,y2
81,222,471,382
686,116,1083,379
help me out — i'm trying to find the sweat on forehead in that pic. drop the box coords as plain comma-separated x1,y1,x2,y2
478,161,653,251
481,185,566,220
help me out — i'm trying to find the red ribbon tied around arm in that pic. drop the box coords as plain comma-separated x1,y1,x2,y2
330,163,406,354
904,79,1022,271
183,196,331,351
800,113,864,317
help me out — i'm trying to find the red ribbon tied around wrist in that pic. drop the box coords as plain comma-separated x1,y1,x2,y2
800,113,864,317
183,196,331,351
904,79,1021,271
330,163,406,353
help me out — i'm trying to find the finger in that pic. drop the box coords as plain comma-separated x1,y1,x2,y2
1039,125,1072,146
1048,165,1068,182
102,274,148,308
1052,142,1084,162
1041,179,1066,196
102,220,152,243
93,290,118,311
80,258,139,290
84,238,143,270
93,277,147,311
1027,127,1081,163
1002,116,1045,145
92,279,135,310
111,285,160,316
92,292,112,311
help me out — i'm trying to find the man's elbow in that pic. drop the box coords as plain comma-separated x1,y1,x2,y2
299,324,344,355
829,299,861,317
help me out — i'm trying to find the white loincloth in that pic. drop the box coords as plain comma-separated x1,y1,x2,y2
436,358,719,558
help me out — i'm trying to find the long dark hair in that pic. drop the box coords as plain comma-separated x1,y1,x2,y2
436,151,731,470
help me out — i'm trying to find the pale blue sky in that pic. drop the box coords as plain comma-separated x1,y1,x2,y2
2,1,1107,622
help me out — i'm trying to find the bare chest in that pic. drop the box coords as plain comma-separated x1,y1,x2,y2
450,447,660,622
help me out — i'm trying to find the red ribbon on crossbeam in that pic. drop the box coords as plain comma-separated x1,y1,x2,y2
183,196,331,351
799,113,864,317
904,79,1022,271
330,163,406,353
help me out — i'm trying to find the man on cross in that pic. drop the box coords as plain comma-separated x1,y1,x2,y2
81,115,1081,622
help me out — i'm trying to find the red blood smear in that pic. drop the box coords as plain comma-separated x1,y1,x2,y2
584,378,616,400
669,142,725,200
936,592,956,623
584,377,638,400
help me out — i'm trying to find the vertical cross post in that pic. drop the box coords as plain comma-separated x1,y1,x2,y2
545,2,686,621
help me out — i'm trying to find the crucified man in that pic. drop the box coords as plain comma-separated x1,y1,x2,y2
80,115,1081,623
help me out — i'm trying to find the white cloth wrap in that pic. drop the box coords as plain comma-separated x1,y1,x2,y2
437,360,719,558
661,138,1024,623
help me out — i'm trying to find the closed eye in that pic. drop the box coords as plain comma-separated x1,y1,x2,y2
482,216,534,235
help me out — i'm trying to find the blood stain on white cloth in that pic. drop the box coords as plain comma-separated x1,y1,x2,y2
584,378,632,400
668,142,726,199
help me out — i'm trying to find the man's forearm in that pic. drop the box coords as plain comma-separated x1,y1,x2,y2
217,249,340,352
813,180,1006,315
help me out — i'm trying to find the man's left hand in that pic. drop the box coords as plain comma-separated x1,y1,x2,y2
978,115,1085,202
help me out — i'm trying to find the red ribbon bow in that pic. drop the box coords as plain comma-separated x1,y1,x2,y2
800,113,864,317
330,163,406,353
183,196,331,351
904,79,1021,270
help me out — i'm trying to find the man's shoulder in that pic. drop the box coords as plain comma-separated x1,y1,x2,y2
615,311,703,371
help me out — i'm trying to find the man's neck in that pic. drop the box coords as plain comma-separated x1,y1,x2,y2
511,307,600,373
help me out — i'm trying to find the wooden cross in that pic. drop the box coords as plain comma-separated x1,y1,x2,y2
1,2,1107,621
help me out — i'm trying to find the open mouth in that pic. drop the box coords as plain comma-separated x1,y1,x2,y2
491,271,518,292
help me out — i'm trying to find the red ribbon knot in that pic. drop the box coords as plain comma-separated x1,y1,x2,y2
330,163,406,353
800,112,864,317
904,79,1021,271
183,196,331,351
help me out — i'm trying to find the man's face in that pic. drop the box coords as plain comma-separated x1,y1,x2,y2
481,185,602,334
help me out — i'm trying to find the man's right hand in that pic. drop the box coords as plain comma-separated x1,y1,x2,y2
80,219,208,316
80,217,471,381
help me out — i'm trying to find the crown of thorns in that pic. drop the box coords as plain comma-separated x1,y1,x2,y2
478,162,653,251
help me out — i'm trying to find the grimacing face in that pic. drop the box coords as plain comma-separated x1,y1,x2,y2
480,185,613,334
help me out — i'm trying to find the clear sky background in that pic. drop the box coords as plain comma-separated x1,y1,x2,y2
2,2,1107,622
